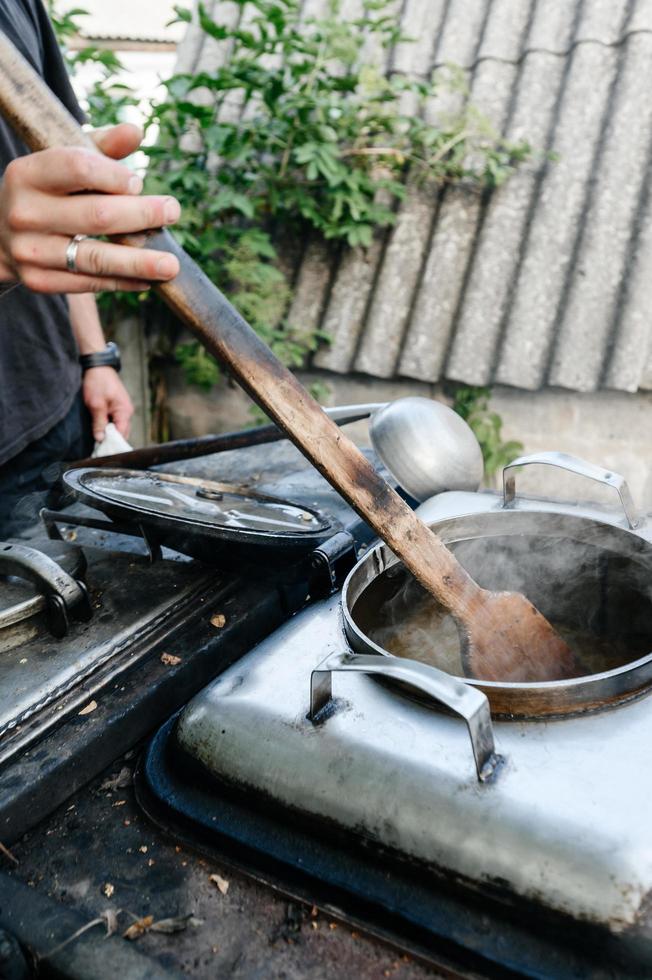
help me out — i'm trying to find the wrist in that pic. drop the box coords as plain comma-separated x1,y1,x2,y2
79,341,121,373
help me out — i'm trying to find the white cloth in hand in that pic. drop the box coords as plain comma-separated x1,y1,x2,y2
92,422,133,457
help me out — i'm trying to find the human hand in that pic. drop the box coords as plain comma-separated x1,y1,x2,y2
0,123,181,293
82,366,134,442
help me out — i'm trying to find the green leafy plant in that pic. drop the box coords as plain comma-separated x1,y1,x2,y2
51,0,534,444
141,0,532,391
452,386,524,478
47,2,138,128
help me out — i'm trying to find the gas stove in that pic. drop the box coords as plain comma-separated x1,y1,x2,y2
5,442,652,977
138,453,652,978
0,443,381,842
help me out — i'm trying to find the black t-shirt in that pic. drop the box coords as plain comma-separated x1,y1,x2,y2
0,0,85,466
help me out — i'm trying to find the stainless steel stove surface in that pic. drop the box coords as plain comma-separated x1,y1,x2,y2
0,441,382,842
0,542,216,760
175,479,652,959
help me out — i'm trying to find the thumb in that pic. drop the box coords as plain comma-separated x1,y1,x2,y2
91,123,143,160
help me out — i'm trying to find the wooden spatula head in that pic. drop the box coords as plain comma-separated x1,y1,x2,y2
459,590,581,683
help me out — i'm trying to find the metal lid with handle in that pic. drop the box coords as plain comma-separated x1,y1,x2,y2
502,451,643,530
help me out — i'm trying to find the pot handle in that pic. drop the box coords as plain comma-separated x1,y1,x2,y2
0,541,92,637
502,451,642,530
309,651,502,783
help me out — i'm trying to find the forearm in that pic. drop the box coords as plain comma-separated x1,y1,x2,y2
68,292,105,354
0,125,180,294
70,291,134,439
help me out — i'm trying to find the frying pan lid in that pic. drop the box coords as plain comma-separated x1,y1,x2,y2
63,468,332,550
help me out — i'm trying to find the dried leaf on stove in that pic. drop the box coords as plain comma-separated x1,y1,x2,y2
78,700,98,716
210,614,226,629
123,915,154,940
150,914,194,934
100,767,131,792
160,653,182,666
209,873,229,895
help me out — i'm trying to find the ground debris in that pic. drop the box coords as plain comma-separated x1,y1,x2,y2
123,915,154,940
102,883,115,898
0,841,18,865
100,767,132,792
102,909,119,937
150,914,199,935
160,652,182,666
41,909,120,960
209,873,229,895
269,902,306,946
210,613,226,629
123,912,200,941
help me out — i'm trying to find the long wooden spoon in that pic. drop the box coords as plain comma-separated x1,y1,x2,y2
0,32,577,683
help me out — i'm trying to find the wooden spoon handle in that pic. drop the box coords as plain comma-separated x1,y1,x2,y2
0,31,479,617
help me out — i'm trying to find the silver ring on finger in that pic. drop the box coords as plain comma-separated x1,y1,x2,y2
65,234,89,273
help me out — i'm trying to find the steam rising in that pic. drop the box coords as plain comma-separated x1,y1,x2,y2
355,532,652,682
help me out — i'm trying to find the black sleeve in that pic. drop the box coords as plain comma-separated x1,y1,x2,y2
0,0,86,164
26,0,86,123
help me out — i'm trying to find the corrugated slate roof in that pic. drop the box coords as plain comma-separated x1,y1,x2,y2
181,0,652,393
70,0,189,44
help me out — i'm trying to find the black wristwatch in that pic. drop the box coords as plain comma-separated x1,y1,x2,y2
79,341,121,373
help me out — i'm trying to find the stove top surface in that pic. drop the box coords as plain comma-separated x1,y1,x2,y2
0,441,385,841
174,486,652,955
0,544,218,756
176,593,652,935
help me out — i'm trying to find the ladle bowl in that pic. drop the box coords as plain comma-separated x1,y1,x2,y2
368,397,483,502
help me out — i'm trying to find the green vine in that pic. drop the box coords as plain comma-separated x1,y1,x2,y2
452,386,524,478
146,0,531,390
47,2,138,128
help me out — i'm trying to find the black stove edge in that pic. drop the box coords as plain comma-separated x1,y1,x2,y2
0,577,290,844
0,869,181,979
136,719,652,980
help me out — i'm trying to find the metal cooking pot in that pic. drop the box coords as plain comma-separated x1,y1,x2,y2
341,453,652,720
